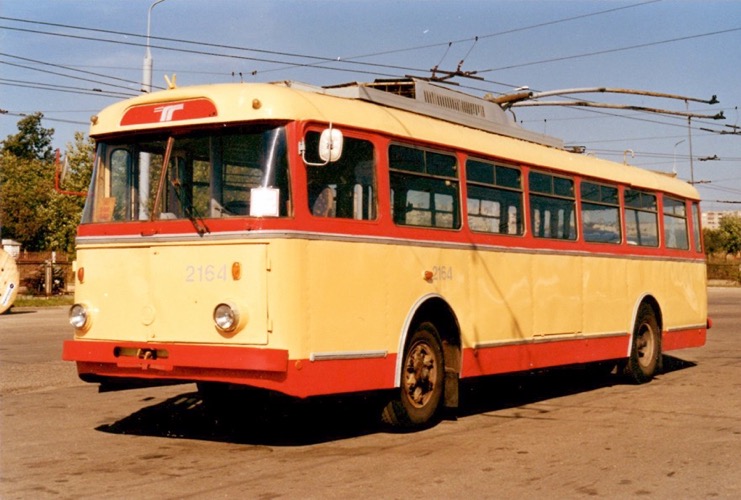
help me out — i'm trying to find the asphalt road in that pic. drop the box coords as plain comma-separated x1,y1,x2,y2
1,288,739,499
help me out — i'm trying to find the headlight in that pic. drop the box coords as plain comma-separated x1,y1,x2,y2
69,303,89,329
213,303,239,332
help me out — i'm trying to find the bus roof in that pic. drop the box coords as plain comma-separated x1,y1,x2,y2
89,80,700,201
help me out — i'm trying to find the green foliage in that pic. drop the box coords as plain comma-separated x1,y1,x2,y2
1,116,93,253
703,228,725,255
1,112,55,161
61,131,95,194
719,215,741,256
704,215,741,257
0,154,51,250
13,295,74,308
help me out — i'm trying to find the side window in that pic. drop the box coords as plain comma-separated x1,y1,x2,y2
305,132,376,220
663,196,689,250
581,181,621,244
389,145,460,229
466,159,523,235
108,148,134,221
625,189,658,247
692,202,703,253
529,171,576,240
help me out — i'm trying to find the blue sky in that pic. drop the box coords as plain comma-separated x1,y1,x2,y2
2,0,739,208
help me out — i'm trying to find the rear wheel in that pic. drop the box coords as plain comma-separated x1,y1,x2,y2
624,304,661,384
382,323,444,429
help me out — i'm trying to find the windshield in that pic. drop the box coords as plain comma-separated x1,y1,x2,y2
82,125,290,225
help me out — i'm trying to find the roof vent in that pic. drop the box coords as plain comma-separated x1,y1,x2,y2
421,89,486,118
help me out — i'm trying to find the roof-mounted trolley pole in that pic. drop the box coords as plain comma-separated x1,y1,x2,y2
485,87,725,121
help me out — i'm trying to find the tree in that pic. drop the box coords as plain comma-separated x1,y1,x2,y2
41,132,94,252
718,215,741,257
1,115,93,253
703,228,725,255
0,153,51,249
1,112,55,162
59,131,94,194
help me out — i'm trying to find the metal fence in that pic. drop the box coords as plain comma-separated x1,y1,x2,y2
14,252,73,296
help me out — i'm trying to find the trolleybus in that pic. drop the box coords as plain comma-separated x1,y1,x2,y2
63,78,708,428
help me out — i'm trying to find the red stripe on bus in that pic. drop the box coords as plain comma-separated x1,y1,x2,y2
62,340,288,373
662,327,707,351
120,98,217,126
64,340,395,397
461,335,631,378
64,328,705,398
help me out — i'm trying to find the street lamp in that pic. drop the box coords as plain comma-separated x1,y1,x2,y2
673,139,685,174
139,0,168,220
142,0,168,93
623,149,634,165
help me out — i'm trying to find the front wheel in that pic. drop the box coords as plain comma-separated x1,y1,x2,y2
382,323,444,429
624,304,661,384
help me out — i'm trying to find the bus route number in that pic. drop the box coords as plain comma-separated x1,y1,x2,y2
185,264,228,283
432,266,453,281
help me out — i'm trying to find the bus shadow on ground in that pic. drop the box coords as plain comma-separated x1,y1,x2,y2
96,354,695,446
457,354,696,419
97,389,386,446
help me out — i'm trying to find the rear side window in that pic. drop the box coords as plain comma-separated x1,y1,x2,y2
625,189,658,247
581,181,621,244
529,171,576,240
466,159,523,235
663,196,689,250
389,145,460,229
692,202,702,252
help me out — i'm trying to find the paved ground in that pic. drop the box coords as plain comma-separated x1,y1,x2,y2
1,287,739,499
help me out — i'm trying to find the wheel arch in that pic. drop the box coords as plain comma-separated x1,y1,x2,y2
394,293,461,408
628,293,664,356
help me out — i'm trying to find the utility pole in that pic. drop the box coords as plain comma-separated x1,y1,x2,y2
139,0,168,220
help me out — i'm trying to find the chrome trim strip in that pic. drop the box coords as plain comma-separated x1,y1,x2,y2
666,324,706,332
309,350,388,362
473,331,628,350
76,229,707,264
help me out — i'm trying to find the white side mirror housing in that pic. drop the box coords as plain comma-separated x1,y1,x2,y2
318,128,343,163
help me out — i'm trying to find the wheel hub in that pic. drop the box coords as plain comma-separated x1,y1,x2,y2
404,342,438,408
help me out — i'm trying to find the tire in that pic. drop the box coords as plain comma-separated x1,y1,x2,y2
624,303,661,384
382,322,445,429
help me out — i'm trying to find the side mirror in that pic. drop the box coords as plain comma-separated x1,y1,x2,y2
319,128,343,163
301,125,343,166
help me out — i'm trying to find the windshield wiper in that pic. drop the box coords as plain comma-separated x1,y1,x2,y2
152,136,175,223
151,136,209,236
171,178,209,236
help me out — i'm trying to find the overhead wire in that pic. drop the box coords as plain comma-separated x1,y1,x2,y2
3,8,737,90
0,19,426,77
0,52,154,92
1,6,737,169
3,9,736,106
478,26,741,74
0,58,142,95
0,2,671,86
257,0,663,73
0,109,88,126
0,79,133,99
2,13,734,136
2,18,733,168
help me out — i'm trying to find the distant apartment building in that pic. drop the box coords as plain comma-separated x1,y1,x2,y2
702,210,741,230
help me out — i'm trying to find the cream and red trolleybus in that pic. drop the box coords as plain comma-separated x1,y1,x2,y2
63,79,708,428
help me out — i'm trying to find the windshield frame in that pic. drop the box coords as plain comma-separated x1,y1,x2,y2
82,123,292,228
